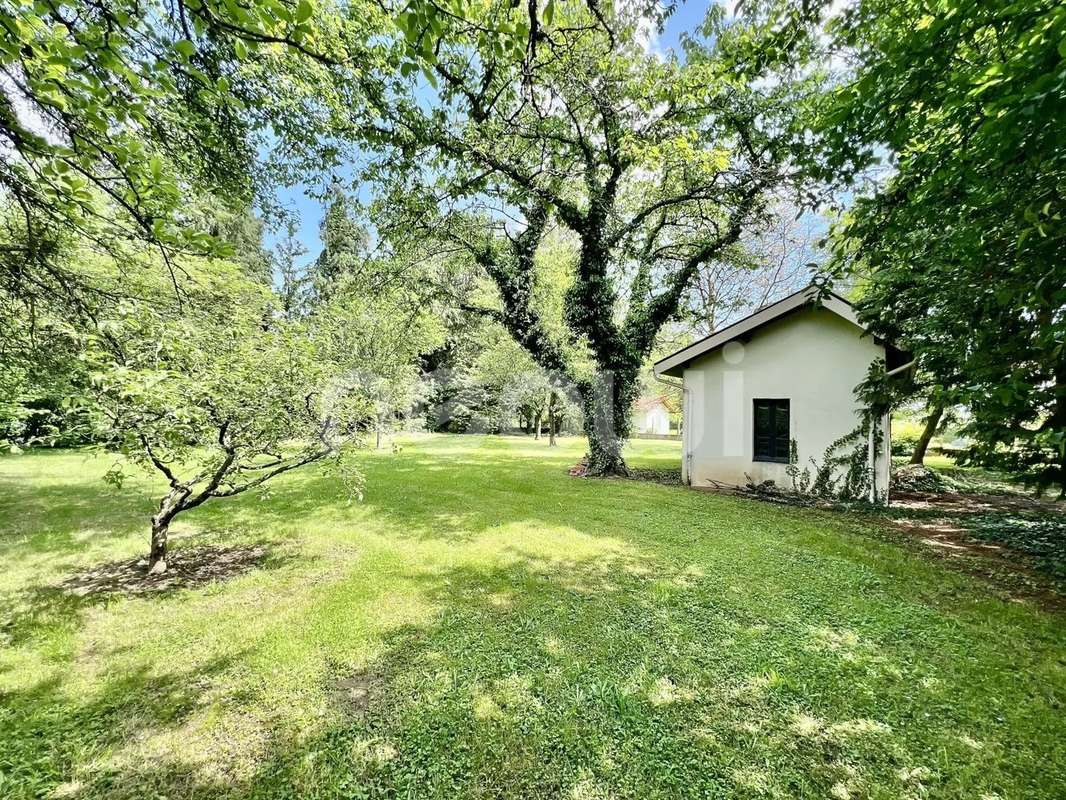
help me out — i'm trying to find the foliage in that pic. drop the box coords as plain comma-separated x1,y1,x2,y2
2,225,443,569
890,421,924,458
967,513,1066,580
0,304,86,449
189,200,275,284
810,0,1066,493
311,184,370,300
0,0,380,309
365,0,821,473
415,286,580,436
782,417,884,503
785,438,812,494
67,255,381,569
273,218,311,317
497,368,580,441
808,423,878,502
315,273,445,443
891,463,955,494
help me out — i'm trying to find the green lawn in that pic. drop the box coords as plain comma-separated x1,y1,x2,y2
1,434,1063,799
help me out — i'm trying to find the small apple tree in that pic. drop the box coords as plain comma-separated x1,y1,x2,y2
79,261,377,573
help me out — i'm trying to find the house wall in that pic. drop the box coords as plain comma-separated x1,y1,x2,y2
636,404,670,435
681,308,891,496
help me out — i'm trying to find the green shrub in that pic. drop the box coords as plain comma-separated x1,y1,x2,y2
891,418,925,457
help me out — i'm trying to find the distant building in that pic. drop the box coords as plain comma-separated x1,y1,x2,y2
633,395,675,436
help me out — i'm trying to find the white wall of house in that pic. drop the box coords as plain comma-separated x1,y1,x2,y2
680,307,890,495
636,403,670,435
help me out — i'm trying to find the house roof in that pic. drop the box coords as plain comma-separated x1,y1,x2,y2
633,394,677,413
653,286,869,378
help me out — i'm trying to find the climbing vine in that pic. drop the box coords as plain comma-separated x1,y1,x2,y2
777,360,892,503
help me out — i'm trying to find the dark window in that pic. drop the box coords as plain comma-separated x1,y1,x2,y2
753,399,790,463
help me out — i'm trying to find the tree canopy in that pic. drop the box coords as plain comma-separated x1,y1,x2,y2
809,0,1066,492
362,0,822,473
3,0,1064,542
0,0,378,310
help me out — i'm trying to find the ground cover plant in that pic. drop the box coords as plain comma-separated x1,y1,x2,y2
1,435,1063,799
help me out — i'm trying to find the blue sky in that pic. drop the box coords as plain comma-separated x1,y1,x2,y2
264,1,716,264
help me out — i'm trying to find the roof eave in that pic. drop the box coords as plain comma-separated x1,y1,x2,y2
651,287,864,377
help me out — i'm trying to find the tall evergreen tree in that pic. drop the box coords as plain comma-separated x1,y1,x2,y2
312,185,370,299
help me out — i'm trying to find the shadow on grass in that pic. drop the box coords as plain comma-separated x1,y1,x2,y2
249,559,1063,799
57,542,281,597
3,441,1064,798
0,477,153,558
4,546,1063,799
23,553,763,799
0,654,248,800
0,542,291,648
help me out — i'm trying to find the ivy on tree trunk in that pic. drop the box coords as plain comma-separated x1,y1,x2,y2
366,3,807,474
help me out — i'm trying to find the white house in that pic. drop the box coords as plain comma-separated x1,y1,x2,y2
653,287,908,501
633,395,674,436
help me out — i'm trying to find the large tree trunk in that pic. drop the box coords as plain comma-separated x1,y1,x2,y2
910,402,944,465
582,370,637,476
534,411,542,440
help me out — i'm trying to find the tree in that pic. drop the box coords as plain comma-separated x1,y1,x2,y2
686,205,822,335
0,207,96,448
274,218,311,317
311,184,370,300
314,271,444,447
499,370,553,439
910,402,946,466
364,2,817,474
809,0,1066,493
71,257,378,573
0,0,379,309
202,204,275,284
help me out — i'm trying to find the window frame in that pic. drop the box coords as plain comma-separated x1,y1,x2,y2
752,398,791,464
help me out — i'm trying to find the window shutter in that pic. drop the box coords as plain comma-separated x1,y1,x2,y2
753,399,789,462
774,403,790,460
754,401,772,459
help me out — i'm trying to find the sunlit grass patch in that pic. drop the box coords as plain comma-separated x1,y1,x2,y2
0,434,1063,799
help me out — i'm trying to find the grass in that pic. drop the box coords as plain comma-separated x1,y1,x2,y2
1,434,1064,799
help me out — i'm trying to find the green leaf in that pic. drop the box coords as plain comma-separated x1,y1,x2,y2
174,39,196,59
296,0,313,24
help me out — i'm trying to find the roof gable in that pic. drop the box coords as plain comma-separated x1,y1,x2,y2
633,394,678,413
653,287,866,378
